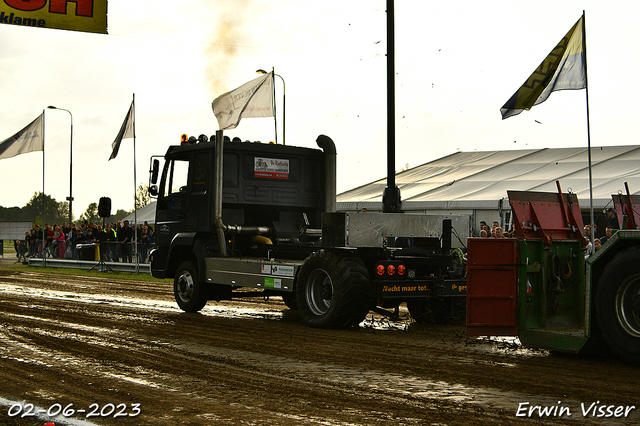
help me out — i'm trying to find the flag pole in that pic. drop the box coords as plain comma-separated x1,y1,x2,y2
582,10,595,249
42,109,46,267
132,93,139,274
272,67,277,144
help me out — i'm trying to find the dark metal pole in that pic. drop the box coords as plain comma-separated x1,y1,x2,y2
582,10,594,247
69,114,73,224
47,105,73,223
382,0,401,212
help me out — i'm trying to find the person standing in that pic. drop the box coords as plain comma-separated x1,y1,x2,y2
44,224,54,258
605,208,620,230
26,230,34,257
118,220,134,263
68,226,79,259
54,225,66,259
584,225,594,259
111,222,120,261
33,225,42,257
137,225,153,263
102,223,117,262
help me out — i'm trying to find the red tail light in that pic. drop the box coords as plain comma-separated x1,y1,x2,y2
397,264,406,276
376,263,405,277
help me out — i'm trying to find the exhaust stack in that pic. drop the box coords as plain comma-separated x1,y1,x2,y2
316,134,337,213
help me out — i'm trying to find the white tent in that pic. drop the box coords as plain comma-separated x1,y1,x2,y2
121,201,156,225
337,145,640,212
337,145,640,236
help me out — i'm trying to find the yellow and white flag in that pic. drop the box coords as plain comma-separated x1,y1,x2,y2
212,72,274,130
0,113,44,160
501,16,586,119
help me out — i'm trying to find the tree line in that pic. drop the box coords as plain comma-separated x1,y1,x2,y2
0,184,151,225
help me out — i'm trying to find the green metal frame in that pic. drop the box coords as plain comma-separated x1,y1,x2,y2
517,239,590,353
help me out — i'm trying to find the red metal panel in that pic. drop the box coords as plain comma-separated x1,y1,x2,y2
466,238,518,336
508,190,584,243
612,193,640,229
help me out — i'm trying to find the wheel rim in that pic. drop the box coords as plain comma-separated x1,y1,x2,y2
176,270,195,303
305,268,334,316
615,274,640,338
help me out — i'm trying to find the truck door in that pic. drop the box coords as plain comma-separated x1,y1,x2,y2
155,153,191,247
156,151,212,244
185,152,211,231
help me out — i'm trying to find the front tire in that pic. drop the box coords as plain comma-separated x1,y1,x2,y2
596,247,640,362
282,293,299,310
174,260,208,312
296,250,371,328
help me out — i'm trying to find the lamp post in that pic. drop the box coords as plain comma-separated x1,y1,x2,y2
47,105,73,224
257,68,286,145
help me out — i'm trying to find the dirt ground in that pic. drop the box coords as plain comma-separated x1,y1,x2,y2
0,262,638,426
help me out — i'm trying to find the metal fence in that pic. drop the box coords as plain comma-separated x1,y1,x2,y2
14,240,155,265
27,256,150,273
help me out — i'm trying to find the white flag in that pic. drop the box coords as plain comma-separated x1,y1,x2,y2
0,113,44,160
109,100,135,161
211,72,274,130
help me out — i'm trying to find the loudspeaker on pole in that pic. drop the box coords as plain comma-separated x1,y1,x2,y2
98,197,111,218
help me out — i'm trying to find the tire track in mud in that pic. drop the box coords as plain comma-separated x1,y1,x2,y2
0,270,638,425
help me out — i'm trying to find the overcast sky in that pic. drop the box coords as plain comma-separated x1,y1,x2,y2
0,0,638,220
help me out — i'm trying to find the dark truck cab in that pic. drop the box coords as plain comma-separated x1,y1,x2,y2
149,132,466,328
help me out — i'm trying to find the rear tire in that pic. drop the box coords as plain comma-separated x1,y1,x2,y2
174,260,208,312
296,250,371,328
596,247,640,362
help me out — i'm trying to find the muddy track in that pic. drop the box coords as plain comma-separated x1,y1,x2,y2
0,269,638,425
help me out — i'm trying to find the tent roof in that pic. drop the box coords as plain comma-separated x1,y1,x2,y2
337,145,640,210
121,201,156,225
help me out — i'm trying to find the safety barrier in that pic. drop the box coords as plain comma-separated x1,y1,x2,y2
27,257,150,273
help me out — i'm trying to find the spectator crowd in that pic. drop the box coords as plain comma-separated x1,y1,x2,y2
17,220,155,263
475,221,512,238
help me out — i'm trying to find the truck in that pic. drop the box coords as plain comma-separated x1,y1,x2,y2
147,131,466,328
466,183,640,362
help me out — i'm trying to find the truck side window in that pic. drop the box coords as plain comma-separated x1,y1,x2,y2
160,158,190,200
168,159,189,196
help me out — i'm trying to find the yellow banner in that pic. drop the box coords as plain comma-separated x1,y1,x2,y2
0,0,107,35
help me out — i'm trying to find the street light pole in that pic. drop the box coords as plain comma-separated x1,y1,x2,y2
47,105,73,224
257,69,286,145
